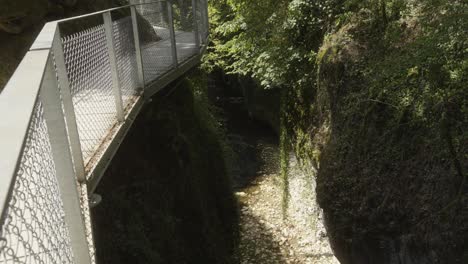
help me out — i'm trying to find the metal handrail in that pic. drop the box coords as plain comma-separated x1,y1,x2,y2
30,1,166,51
0,50,50,226
0,0,209,263
53,1,166,24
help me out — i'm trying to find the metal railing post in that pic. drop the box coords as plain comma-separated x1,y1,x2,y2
103,11,125,122
41,50,92,264
130,6,145,90
139,0,144,13
167,2,178,67
52,27,86,182
204,0,209,38
159,1,165,25
199,0,207,44
192,0,201,49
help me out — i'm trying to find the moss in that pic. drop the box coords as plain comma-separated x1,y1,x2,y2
270,2,468,263
92,72,239,264
279,90,291,217
209,0,466,262
312,9,466,264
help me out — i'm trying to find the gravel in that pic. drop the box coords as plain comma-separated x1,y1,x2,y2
234,147,339,264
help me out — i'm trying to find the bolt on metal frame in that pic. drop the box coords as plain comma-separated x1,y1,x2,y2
0,0,209,263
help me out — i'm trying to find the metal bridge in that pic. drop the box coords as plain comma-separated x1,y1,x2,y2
0,0,209,263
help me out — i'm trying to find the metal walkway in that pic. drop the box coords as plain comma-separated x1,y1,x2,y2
0,1,209,263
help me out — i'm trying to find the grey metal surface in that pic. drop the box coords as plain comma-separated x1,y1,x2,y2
0,101,74,263
104,11,125,122
52,28,86,183
0,51,47,224
0,1,208,263
87,96,145,194
192,0,201,48
168,2,179,68
131,6,146,89
137,1,176,83
61,23,118,165
113,16,141,106
42,54,92,264
30,22,58,51
173,0,198,64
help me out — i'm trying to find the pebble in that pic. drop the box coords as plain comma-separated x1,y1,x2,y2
236,192,247,197
235,155,339,264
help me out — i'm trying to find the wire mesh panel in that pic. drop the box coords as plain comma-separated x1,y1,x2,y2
61,24,118,164
0,3,209,264
139,1,171,40
137,1,176,84
112,16,139,109
0,102,74,264
173,0,198,64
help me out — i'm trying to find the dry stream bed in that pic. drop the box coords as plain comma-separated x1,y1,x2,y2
215,90,339,264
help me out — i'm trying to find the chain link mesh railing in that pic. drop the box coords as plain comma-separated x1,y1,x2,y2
139,1,171,40
137,1,176,83
0,102,74,264
112,16,140,108
173,0,198,64
61,24,118,164
51,52,97,264
0,1,208,263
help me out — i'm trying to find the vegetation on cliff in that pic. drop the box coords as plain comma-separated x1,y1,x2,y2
207,0,467,263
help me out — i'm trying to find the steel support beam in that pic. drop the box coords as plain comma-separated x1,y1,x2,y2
103,11,125,122
131,6,146,90
41,51,92,264
167,2,178,67
52,27,86,182
192,0,201,49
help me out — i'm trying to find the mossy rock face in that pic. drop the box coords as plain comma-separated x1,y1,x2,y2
61,0,77,7
136,14,161,44
207,1,466,263
0,0,49,33
314,15,467,264
238,76,280,134
0,0,80,33
208,70,280,134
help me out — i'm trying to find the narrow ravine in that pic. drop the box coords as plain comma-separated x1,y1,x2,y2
210,76,339,264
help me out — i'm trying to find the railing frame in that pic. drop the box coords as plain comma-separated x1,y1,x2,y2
192,0,201,49
131,6,146,90
52,26,87,183
42,47,93,264
199,0,207,45
0,50,51,234
167,2,179,67
103,11,125,122
0,0,209,263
